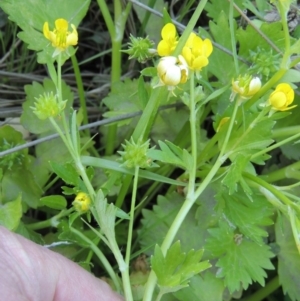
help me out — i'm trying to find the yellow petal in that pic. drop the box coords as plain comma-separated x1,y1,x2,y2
269,91,287,109
66,24,78,46
161,23,176,40
185,32,196,48
192,56,208,70
55,18,68,31
181,46,192,66
157,40,172,56
203,39,213,57
43,22,51,40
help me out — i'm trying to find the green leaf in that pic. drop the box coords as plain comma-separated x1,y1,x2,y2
40,195,67,210
152,241,210,291
222,111,274,164
0,194,22,230
50,161,83,189
141,67,157,77
208,11,239,83
220,191,274,244
81,156,186,187
237,22,286,56
0,125,28,171
276,214,300,301
139,192,205,254
204,0,243,21
221,154,249,194
0,0,91,64
148,140,193,171
205,220,274,293
2,169,42,208
138,76,148,109
174,272,224,301
132,0,164,42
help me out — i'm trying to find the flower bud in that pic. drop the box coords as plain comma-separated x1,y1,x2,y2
232,75,261,100
156,55,188,93
73,192,91,213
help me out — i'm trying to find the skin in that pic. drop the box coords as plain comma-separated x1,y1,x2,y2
0,226,124,301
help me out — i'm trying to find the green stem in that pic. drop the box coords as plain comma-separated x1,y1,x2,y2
173,0,208,57
252,127,300,160
71,54,90,137
261,161,300,183
241,276,280,301
272,126,300,139
125,166,139,266
277,2,291,69
187,71,196,197
96,0,115,37
229,0,239,75
115,174,133,208
243,172,299,213
219,96,240,159
109,237,133,301
27,208,74,230
103,0,132,155
69,226,122,293
132,87,167,142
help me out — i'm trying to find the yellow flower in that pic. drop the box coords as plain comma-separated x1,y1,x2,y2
156,55,188,92
232,75,261,100
181,33,213,71
268,83,296,111
73,192,91,213
157,23,178,56
43,18,78,51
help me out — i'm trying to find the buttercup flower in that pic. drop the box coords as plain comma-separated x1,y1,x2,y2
73,192,91,213
268,83,296,111
157,23,178,56
156,55,188,93
231,75,261,100
181,33,213,71
43,18,78,52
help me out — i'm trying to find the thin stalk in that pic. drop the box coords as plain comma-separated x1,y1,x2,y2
104,0,132,155
172,0,208,57
241,276,280,301
71,54,90,137
277,2,291,69
229,0,239,74
243,172,299,213
125,166,139,266
187,71,196,197
261,161,300,183
69,226,122,293
252,127,300,160
27,208,74,230
115,174,133,208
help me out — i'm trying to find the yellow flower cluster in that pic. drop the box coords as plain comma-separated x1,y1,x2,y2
156,23,213,91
